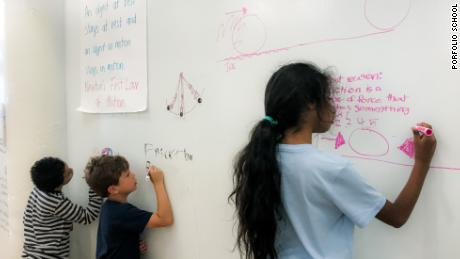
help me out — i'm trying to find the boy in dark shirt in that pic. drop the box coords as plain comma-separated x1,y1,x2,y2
85,155,173,259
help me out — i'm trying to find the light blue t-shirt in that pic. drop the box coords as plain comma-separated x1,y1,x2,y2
275,144,386,259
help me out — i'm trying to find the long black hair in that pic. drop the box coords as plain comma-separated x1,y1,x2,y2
229,62,333,259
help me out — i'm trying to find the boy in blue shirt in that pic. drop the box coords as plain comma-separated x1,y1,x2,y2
85,155,173,259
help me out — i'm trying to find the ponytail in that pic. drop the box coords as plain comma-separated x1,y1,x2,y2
230,118,282,259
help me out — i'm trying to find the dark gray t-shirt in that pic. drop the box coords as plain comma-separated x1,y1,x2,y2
97,199,152,259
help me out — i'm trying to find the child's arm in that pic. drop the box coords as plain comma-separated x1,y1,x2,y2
54,188,103,224
145,166,173,228
376,122,437,228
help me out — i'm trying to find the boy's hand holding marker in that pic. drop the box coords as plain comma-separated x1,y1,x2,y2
147,165,165,184
145,161,164,184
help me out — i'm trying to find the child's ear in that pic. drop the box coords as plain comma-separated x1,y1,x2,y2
107,185,118,195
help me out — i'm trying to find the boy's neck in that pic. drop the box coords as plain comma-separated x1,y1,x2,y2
108,193,129,203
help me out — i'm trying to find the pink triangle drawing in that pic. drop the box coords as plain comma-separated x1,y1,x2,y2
335,132,345,149
398,138,415,158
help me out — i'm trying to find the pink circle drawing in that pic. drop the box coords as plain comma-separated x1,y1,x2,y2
232,15,267,55
364,0,411,31
348,128,389,157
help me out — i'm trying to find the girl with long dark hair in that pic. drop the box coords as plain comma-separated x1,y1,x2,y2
229,62,436,259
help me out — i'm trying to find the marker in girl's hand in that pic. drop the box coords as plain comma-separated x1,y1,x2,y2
414,125,433,136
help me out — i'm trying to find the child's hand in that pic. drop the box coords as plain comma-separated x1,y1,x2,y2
412,122,437,165
139,240,148,254
148,165,164,184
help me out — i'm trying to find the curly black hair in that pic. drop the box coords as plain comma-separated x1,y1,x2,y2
31,157,66,192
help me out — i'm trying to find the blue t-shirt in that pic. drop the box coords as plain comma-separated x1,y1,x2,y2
96,199,152,259
275,144,386,259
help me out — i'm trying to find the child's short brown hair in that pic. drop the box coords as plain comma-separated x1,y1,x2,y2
85,155,129,197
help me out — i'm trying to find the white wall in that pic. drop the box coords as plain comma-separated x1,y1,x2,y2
4,0,66,258
65,1,460,259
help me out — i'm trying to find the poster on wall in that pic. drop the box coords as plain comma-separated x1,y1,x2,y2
79,0,147,113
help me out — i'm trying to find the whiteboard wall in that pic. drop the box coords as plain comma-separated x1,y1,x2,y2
66,1,460,258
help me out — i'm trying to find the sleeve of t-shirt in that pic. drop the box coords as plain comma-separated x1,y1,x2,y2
327,162,386,228
120,203,153,234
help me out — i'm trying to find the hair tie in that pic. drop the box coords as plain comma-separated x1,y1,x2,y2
263,116,278,125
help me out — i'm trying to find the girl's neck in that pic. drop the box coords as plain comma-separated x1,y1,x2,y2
282,127,313,144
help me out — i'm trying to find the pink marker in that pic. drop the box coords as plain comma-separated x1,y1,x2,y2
414,126,433,136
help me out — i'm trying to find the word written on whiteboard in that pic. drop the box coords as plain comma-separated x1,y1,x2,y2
80,0,147,113
331,72,411,128
144,143,193,161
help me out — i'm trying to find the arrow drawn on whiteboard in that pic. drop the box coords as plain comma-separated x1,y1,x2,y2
398,138,414,158
225,6,247,15
335,132,346,149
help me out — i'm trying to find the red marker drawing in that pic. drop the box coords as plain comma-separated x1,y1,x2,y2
414,126,433,136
